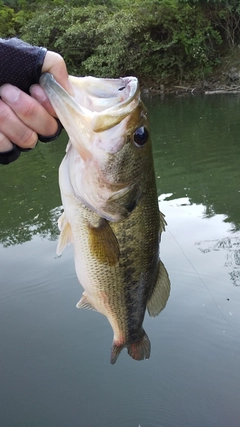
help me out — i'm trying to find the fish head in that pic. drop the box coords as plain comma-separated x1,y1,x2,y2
40,73,154,221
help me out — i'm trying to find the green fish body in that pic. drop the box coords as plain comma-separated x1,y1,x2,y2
40,74,170,364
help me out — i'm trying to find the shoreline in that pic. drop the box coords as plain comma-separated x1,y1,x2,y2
143,81,240,96
142,55,240,96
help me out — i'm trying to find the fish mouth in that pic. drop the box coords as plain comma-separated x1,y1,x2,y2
69,75,139,113
40,73,140,133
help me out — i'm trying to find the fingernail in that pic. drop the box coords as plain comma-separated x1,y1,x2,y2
0,84,20,103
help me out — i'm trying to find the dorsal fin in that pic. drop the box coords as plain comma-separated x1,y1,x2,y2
147,260,171,317
159,210,167,233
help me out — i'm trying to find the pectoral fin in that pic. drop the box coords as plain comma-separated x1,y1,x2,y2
88,218,120,265
56,212,72,256
147,260,171,317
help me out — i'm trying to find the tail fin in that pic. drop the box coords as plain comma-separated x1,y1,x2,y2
110,331,151,364
127,332,151,362
110,343,125,365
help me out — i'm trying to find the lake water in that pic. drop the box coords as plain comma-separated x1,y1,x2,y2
1,93,240,427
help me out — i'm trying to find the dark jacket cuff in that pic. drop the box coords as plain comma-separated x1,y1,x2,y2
0,37,47,94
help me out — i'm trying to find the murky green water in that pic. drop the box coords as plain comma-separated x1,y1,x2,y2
1,93,240,427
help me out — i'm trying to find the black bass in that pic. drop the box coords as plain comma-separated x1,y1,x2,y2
40,73,170,364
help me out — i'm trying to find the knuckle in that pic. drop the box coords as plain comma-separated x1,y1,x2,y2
38,116,58,137
18,128,38,148
48,51,64,65
0,132,13,152
22,99,39,118
54,53,64,64
0,100,11,124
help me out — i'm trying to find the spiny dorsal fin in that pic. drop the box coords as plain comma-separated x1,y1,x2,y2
56,212,72,256
76,294,97,311
88,218,120,266
147,260,171,317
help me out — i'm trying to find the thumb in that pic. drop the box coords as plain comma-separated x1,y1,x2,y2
41,51,74,96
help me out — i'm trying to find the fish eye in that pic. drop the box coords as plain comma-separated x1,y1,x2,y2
133,126,149,147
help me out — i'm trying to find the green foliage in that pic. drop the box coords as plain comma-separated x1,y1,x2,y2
81,8,144,77
0,6,17,37
20,5,71,48
178,0,240,48
80,0,222,82
53,6,111,74
0,0,239,84
215,1,240,48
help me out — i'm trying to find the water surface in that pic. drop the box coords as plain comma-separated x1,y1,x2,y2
1,93,240,427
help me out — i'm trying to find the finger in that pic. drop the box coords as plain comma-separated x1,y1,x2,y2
0,131,14,152
30,84,56,117
0,99,38,149
0,84,58,137
42,52,74,95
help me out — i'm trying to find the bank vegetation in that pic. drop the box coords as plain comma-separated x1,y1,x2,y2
1,0,240,90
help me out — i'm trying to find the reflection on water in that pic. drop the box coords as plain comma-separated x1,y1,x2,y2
1,94,240,426
196,236,240,286
0,133,66,247
150,93,240,231
0,205,62,247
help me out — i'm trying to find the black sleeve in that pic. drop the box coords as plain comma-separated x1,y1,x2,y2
0,38,48,165
0,38,47,94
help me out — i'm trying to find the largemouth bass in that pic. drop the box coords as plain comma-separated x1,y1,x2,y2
40,73,170,364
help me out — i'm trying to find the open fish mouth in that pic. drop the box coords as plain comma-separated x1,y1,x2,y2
40,73,140,132
68,75,139,112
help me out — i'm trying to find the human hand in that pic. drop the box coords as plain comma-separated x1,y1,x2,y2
0,51,72,156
